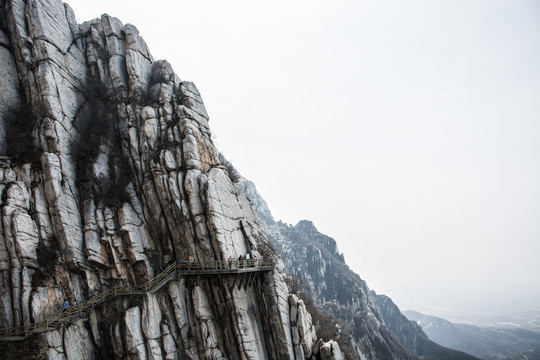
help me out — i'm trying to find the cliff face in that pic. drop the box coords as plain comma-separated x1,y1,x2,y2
0,1,343,359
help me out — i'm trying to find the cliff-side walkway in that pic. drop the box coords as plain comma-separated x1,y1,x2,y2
0,258,276,340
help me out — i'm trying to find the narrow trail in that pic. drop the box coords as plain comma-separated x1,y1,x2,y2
0,258,275,340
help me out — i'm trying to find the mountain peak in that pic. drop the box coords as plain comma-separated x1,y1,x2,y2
295,219,318,232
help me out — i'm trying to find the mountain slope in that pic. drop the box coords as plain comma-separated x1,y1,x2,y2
405,310,540,360
374,295,479,360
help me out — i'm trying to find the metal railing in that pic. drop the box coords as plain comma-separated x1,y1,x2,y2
0,258,275,339
177,258,275,271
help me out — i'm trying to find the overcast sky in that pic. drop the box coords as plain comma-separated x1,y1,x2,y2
66,0,540,322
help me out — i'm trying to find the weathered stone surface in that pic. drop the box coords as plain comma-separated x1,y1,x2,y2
320,341,344,360
142,294,163,360
0,37,20,155
125,306,148,360
0,1,344,359
46,330,65,360
161,323,178,360
64,320,96,360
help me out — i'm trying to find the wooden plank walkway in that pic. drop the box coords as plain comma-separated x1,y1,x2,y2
0,258,275,340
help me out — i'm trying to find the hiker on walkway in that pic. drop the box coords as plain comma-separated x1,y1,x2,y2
62,299,69,309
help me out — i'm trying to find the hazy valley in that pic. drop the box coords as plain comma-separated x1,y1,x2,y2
405,310,540,360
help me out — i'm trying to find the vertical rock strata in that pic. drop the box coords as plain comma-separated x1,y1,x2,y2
0,0,341,359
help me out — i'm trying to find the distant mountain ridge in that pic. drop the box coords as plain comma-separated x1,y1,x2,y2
404,310,540,360
242,178,480,360
374,295,479,360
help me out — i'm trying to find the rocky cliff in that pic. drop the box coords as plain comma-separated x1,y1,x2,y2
243,179,483,360
0,1,343,359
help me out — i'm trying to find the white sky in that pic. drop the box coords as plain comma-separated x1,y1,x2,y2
65,0,540,322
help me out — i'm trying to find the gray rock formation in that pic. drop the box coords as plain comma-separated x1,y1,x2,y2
0,0,342,359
